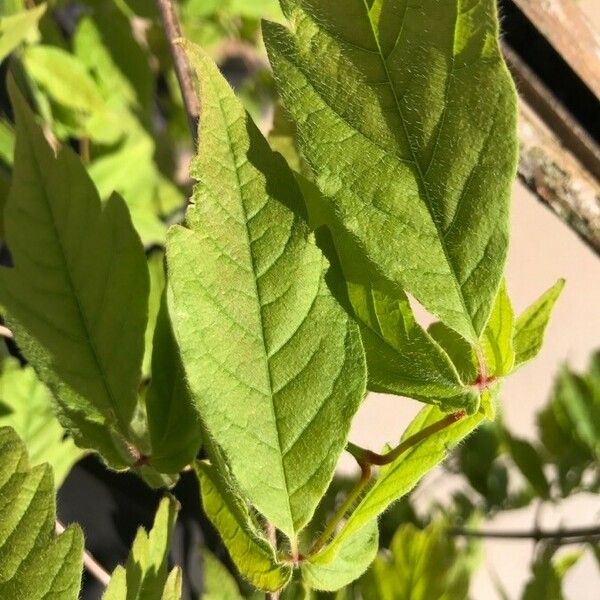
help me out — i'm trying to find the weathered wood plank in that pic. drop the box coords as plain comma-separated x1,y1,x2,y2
511,0,600,100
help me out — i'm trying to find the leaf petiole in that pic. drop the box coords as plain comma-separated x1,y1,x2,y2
308,410,467,556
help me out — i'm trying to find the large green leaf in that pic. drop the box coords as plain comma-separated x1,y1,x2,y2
103,496,181,600
167,43,366,537
0,357,85,487
195,461,292,592
145,296,202,475
302,520,378,591
0,4,45,62
0,82,149,467
264,0,518,343
316,404,483,558
0,426,83,599
513,279,564,370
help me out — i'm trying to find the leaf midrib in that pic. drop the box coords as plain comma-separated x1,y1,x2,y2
359,0,476,341
210,80,295,534
23,118,130,436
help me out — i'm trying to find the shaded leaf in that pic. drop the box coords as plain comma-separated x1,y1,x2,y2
145,296,202,475
0,426,83,599
505,433,549,499
0,81,149,467
167,42,366,536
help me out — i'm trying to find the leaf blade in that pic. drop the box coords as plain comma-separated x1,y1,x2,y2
264,0,518,342
167,42,366,536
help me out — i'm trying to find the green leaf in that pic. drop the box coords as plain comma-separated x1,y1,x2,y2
201,548,244,600
347,280,478,411
505,433,549,499
0,4,45,62
0,118,15,166
264,0,518,343
319,404,483,558
0,82,149,467
143,251,166,377
22,45,105,114
103,496,180,600
167,42,366,537
360,520,478,600
428,321,477,385
195,461,292,592
513,279,564,369
522,546,582,600
302,520,378,591
145,296,202,475
481,280,514,377
0,426,83,599
0,357,85,487
160,568,183,600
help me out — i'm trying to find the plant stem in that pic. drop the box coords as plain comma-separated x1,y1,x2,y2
310,461,372,556
55,521,111,587
448,525,600,545
155,0,200,145
309,411,467,556
346,410,466,467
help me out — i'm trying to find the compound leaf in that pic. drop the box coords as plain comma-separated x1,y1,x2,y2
195,461,292,592
0,81,149,467
0,426,83,600
513,279,564,369
264,0,518,343
167,43,366,536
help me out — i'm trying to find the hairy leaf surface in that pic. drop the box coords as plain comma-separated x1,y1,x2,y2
103,496,180,600
167,43,366,536
302,520,378,591
195,461,292,592
264,0,518,342
0,83,149,466
0,426,83,599
513,279,564,369
481,280,514,377
0,358,85,486
145,297,202,475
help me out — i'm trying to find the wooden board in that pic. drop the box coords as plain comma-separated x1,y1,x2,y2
511,0,600,100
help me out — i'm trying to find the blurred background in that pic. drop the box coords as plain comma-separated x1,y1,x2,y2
0,0,598,598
